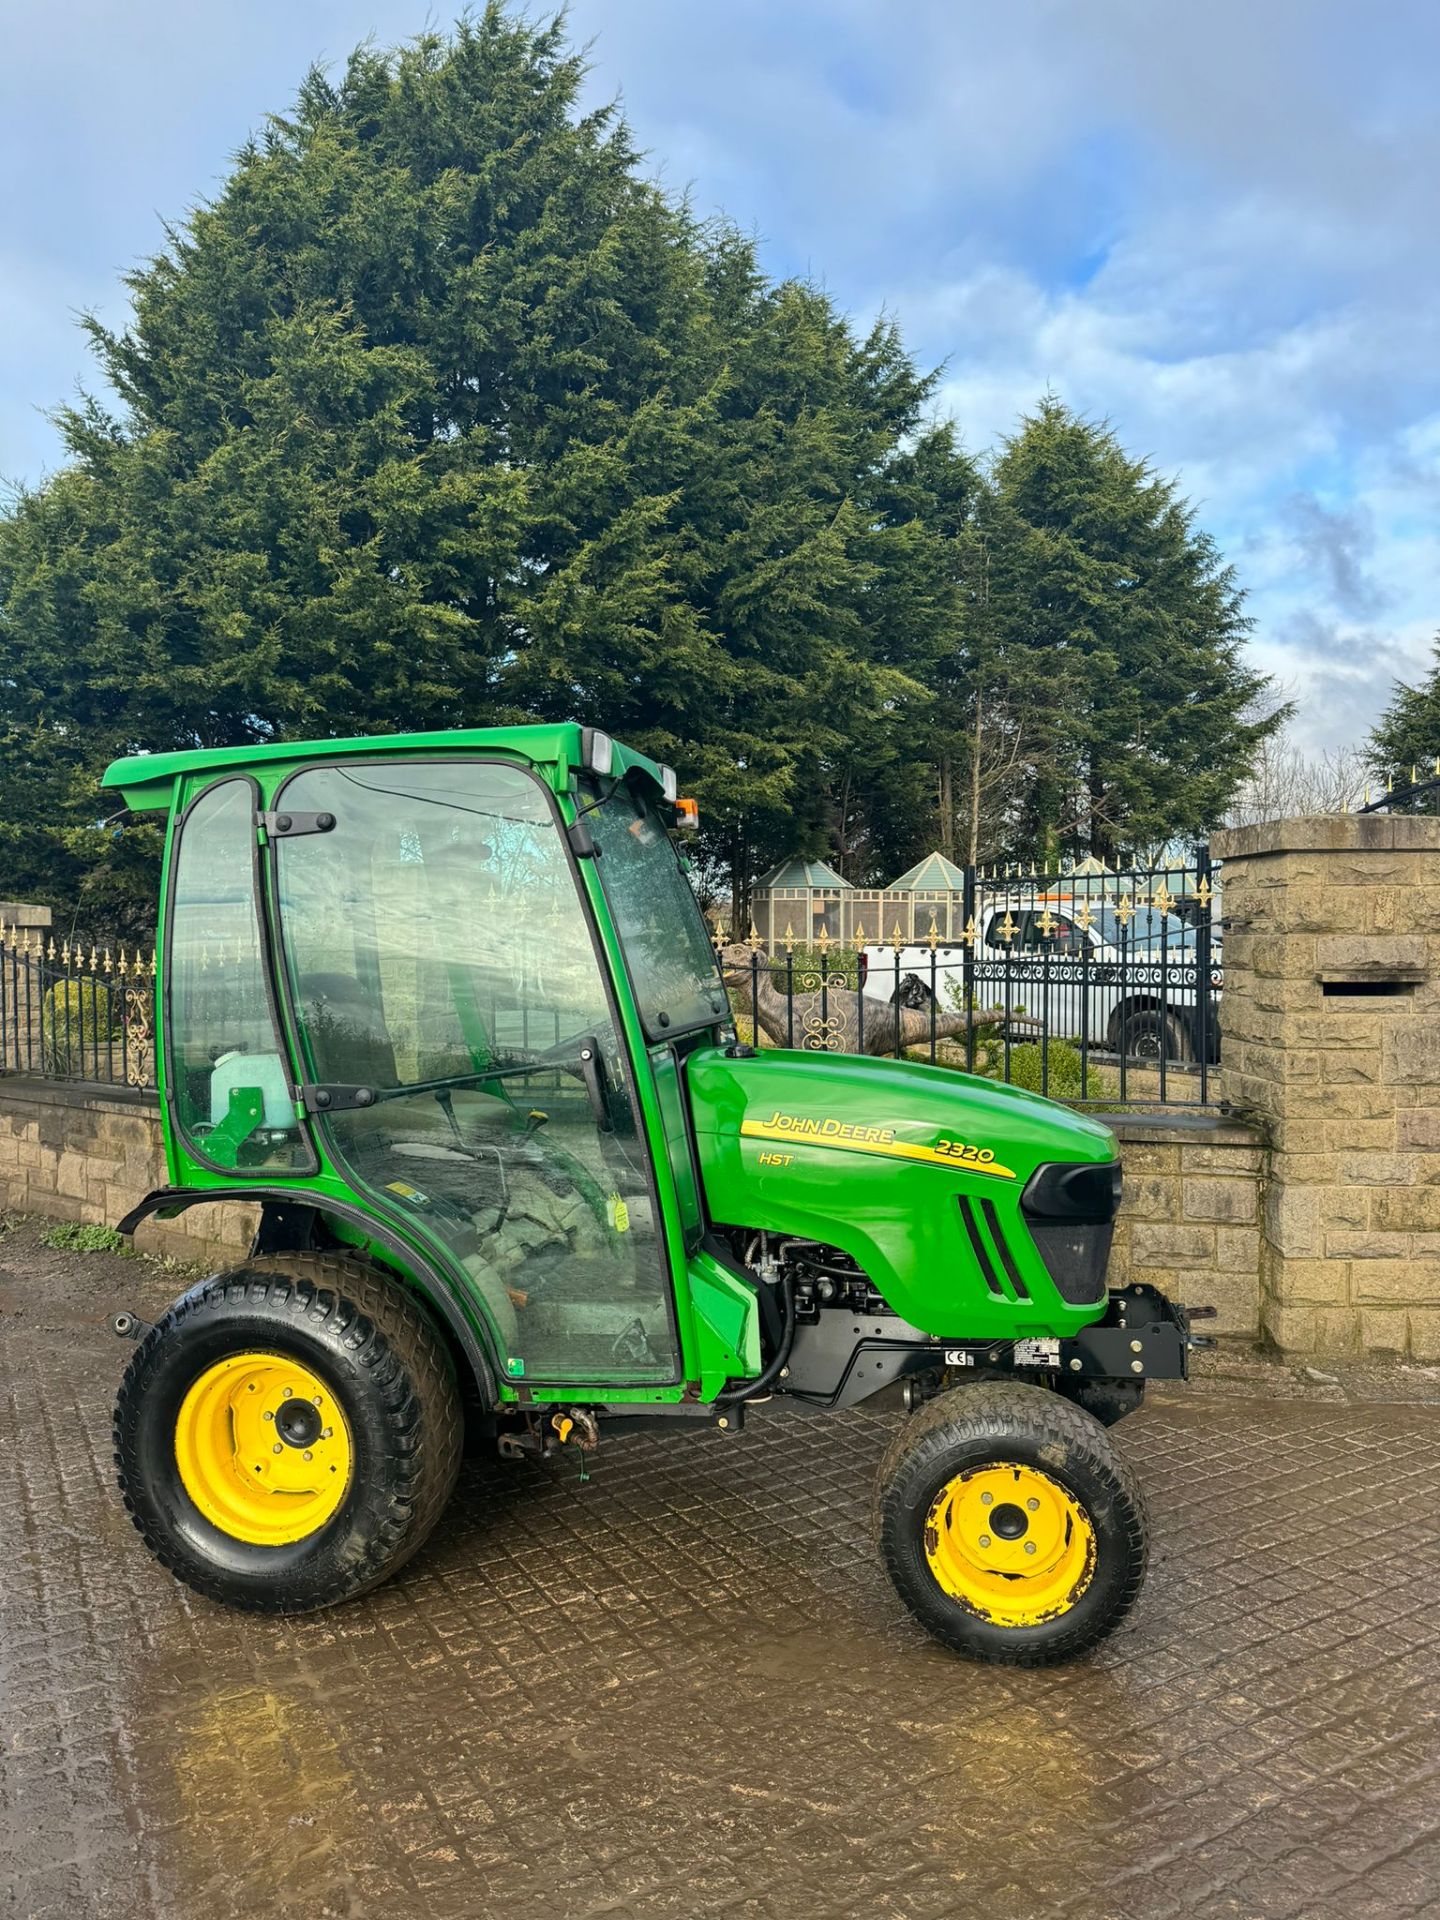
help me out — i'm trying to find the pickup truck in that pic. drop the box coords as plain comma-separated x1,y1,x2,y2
859,897,1220,1064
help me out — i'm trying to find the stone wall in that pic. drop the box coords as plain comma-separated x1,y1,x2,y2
10,809,1440,1364
1108,1115,1264,1336
0,1078,253,1270
1212,814,1440,1362
0,1072,1267,1332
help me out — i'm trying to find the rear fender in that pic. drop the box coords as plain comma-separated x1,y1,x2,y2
114,1186,498,1405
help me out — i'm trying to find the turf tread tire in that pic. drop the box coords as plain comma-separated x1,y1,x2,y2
114,1253,463,1613
874,1380,1149,1667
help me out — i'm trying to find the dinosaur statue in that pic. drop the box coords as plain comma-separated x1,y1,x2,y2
718,945,1038,1057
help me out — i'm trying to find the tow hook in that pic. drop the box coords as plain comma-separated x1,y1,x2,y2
1186,1303,1218,1350
110,1310,153,1342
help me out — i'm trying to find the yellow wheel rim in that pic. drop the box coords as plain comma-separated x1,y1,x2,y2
174,1352,352,1546
923,1461,1096,1627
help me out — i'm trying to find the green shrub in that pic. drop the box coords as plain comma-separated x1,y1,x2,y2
991,1039,1095,1101
39,1221,127,1254
785,944,860,991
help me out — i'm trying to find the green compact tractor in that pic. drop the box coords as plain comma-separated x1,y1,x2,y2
106,726,1199,1665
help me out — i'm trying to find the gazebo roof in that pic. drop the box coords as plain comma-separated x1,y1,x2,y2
887,850,969,893
754,855,852,890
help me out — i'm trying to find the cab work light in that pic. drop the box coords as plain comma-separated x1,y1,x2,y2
580,728,615,776
673,797,700,830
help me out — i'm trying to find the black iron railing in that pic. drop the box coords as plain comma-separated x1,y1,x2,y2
1359,765,1440,815
0,924,157,1089
719,851,1221,1108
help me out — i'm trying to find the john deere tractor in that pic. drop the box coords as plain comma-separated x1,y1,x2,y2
105,726,1197,1665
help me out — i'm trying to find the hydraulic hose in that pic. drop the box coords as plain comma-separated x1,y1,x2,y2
718,1273,796,1403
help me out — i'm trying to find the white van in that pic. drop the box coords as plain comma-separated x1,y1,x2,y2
859,894,1219,1063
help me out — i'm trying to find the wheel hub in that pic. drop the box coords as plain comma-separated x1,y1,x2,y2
923,1462,1096,1627
174,1352,352,1546
275,1398,323,1450
988,1501,1028,1540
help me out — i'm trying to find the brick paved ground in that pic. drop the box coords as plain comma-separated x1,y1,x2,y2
3,1218,1439,1920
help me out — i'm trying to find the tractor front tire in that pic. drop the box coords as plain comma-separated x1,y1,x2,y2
114,1253,463,1612
875,1381,1148,1666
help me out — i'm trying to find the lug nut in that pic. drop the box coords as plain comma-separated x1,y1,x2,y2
1026,1497,1039,1511
1069,1358,1082,1372
282,1387,293,1399
272,1442,282,1454
263,1410,274,1422
1024,1541,1037,1555
313,1395,323,1406
980,1491,993,1505
978,1534,992,1548
321,1427,333,1439
303,1451,313,1462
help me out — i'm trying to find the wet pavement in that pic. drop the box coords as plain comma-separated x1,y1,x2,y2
3,1216,1440,1920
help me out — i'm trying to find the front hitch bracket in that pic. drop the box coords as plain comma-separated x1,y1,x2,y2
1053,1283,1191,1383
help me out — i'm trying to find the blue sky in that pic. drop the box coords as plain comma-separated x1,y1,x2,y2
3,1,1436,750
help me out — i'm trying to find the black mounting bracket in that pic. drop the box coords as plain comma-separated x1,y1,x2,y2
300,1083,379,1113
257,809,337,838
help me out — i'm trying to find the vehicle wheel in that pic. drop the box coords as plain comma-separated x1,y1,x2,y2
874,1381,1148,1665
114,1253,463,1612
1114,1007,1191,1063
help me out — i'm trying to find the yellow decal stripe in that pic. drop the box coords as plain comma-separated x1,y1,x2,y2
739,1119,1016,1180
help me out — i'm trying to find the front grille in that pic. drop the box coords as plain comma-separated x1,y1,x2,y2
1024,1220,1113,1304
980,1197,1031,1302
958,1197,1031,1303
958,1196,1004,1297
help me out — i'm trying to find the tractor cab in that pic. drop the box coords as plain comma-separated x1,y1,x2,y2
103,723,1197,1664
149,739,718,1389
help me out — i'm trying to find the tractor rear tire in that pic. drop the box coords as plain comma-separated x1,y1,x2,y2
875,1380,1148,1665
114,1253,463,1613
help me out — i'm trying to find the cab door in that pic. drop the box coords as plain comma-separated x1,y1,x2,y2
269,757,681,1388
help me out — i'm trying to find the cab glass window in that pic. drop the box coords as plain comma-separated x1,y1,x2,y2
585,781,729,1039
166,779,309,1172
272,759,679,1387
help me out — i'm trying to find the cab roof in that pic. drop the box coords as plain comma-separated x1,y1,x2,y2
101,723,668,814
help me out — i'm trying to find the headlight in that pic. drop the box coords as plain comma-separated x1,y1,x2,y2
659,764,678,802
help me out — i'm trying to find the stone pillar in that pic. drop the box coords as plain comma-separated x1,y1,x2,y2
1212,815,1440,1360
0,902,52,933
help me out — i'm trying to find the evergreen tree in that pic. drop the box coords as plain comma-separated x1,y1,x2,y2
1367,640,1440,803
986,398,1279,861
0,9,942,927
0,16,1279,927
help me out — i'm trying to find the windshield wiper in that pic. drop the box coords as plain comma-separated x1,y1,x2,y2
300,1062,551,1114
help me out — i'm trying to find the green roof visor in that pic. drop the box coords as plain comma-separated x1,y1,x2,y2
101,723,672,813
